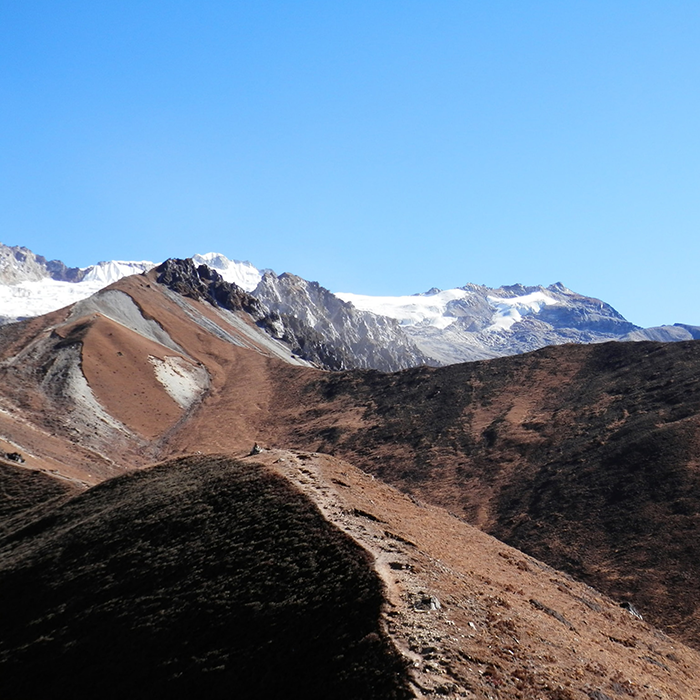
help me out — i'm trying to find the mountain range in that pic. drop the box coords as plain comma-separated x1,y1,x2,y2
2,242,700,698
2,242,699,371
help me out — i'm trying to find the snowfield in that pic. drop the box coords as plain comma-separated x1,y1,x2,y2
335,289,469,329
336,288,561,332
0,278,111,321
486,291,559,331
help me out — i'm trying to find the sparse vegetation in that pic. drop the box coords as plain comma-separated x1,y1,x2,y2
0,456,410,699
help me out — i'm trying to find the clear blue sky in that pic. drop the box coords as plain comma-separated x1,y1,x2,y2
2,1,699,327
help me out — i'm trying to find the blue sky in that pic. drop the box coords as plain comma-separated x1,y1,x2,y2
1,1,699,327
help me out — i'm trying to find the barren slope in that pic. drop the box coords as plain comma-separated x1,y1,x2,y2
256,340,700,649
2,268,700,669
0,269,310,485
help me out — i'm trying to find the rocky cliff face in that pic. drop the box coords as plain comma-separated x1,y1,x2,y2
155,259,368,371
155,258,268,319
253,271,432,371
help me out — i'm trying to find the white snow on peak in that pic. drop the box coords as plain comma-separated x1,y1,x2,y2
335,289,469,329
486,291,559,331
81,260,155,284
0,259,156,322
0,252,263,323
191,253,262,292
336,287,561,332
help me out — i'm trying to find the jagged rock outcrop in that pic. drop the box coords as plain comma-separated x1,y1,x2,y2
253,271,432,372
156,258,268,318
156,260,429,372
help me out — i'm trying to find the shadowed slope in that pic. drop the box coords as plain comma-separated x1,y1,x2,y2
0,460,79,527
0,455,410,700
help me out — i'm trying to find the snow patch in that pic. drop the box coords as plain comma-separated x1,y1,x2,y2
336,287,561,335
486,292,559,331
148,356,209,409
81,260,154,284
0,263,154,323
335,289,469,329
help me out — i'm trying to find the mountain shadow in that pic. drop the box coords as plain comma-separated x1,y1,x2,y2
0,455,411,700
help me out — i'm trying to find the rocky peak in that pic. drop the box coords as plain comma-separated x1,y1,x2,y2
155,258,266,319
0,243,84,285
155,258,353,371
254,270,432,372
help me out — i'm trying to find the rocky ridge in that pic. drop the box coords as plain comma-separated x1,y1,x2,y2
155,258,382,370
254,270,431,371
0,243,84,284
3,242,700,366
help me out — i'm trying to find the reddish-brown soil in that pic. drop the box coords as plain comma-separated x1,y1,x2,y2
256,341,700,648
70,313,185,439
258,448,700,699
2,273,700,691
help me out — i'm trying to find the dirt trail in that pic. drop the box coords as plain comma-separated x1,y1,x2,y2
248,448,700,700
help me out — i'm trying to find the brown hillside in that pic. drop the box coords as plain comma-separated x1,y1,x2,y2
256,340,700,648
3,450,700,700
2,270,700,669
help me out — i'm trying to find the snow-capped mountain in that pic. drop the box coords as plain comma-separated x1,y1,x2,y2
337,282,644,363
0,244,258,325
0,244,155,324
2,242,699,369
